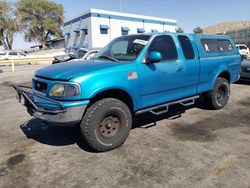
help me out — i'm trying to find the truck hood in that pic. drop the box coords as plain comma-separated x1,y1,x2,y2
35,60,123,80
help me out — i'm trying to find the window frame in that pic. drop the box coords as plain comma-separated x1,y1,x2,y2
177,35,195,60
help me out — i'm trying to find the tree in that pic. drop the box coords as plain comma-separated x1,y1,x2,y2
0,1,19,50
16,0,64,49
175,27,184,33
193,26,203,34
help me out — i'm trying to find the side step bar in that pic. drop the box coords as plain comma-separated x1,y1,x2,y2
135,95,200,115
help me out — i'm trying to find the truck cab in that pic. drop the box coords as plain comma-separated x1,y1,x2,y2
13,32,241,152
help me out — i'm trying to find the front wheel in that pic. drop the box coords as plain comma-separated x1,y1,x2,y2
80,98,132,152
204,78,230,110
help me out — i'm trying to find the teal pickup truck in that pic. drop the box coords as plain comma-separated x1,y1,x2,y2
13,32,241,151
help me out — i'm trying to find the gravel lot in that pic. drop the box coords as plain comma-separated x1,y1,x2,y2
0,65,250,188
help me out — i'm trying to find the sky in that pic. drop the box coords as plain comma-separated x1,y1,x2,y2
5,0,250,50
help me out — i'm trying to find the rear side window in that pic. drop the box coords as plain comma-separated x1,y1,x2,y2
178,35,195,59
148,35,178,61
201,39,233,53
201,39,218,52
217,40,233,52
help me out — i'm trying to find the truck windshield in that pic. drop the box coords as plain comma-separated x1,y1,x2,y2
93,35,150,61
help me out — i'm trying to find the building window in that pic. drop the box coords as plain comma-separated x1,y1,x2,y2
73,29,80,46
137,28,145,33
100,29,108,34
151,29,158,33
81,26,88,35
122,30,129,36
121,27,130,36
100,25,109,35
65,33,70,47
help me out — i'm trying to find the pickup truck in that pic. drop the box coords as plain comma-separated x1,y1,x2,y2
13,32,241,152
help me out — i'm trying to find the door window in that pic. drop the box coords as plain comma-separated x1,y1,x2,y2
148,35,178,61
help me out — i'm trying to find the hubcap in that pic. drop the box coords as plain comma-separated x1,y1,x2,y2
216,86,226,102
99,115,121,138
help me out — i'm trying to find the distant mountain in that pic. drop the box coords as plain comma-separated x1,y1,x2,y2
203,21,250,34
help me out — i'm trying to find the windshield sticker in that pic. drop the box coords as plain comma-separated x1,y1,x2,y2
133,39,148,45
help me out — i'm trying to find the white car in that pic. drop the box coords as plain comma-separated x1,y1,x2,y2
52,48,99,64
236,44,249,57
0,51,27,60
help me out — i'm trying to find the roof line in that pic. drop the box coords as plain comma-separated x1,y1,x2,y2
64,8,177,26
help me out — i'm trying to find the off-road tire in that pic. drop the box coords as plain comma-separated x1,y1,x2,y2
205,78,230,110
80,98,132,152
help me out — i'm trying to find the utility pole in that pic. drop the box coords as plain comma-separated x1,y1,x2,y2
119,0,122,12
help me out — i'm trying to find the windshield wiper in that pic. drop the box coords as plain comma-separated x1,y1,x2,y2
97,55,118,62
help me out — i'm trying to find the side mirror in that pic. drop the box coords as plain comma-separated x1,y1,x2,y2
146,51,162,63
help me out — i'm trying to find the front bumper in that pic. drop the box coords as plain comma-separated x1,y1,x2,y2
12,84,87,126
240,71,250,80
30,105,86,126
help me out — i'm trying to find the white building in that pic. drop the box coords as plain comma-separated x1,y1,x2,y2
64,8,177,51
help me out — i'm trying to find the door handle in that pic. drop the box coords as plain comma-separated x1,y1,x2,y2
176,66,183,72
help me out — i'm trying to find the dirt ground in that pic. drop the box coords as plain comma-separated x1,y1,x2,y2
0,65,250,188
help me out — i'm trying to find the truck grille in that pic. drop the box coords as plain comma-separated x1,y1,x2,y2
33,79,47,93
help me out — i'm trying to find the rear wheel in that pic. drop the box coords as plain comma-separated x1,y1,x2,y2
80,98,132,152
204,78,230,109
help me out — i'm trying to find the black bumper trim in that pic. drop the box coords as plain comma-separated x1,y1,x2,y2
12,83,66,115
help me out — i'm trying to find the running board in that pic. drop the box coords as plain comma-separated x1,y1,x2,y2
135,95,199,115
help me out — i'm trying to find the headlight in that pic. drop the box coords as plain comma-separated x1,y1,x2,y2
65,84,79,96
49,84,65,96
49,83,80,97
241,67,247,72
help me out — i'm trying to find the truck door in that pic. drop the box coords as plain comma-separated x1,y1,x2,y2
137,34,185,109
177,35,200,97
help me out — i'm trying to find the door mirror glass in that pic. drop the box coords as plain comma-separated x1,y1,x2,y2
146,51,162,63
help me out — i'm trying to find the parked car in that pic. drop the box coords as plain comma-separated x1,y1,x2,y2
240,58,250,80
0,51,27,60
13,33,241,152
52,48,98,64
0,51,5,57
236,44,249,58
